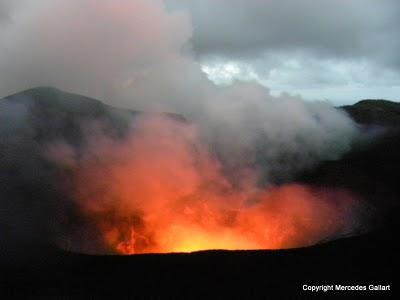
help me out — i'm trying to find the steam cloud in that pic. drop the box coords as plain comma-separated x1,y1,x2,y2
0,0,363,253
0,0,357,177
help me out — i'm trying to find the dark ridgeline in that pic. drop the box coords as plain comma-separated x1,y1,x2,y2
342,99,400,127
0,88,397,298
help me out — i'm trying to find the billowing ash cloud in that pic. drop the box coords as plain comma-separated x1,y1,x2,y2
0,0,196,105
0,0,358,176
0,1,365,253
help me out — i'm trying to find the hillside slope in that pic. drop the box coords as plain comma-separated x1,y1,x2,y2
341,99,400,127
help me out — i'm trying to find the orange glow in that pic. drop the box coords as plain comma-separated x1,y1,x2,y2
73,116,358,254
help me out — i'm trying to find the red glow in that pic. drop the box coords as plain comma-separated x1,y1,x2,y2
73,116,357,254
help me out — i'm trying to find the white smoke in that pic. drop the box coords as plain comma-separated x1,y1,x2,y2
0,0,358,181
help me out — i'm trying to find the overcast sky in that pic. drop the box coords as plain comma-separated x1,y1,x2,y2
166,0,400,104
1,0,399,105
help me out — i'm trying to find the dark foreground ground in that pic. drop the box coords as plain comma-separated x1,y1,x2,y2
0,230,397,299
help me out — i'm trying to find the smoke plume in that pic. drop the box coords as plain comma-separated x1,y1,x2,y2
0,0,358,177
0,0,365,253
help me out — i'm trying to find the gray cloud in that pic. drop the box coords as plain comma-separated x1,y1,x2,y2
166,0,400,103
166,0,400,61
0,0,11,21
2,0,400,104
0,0,29,23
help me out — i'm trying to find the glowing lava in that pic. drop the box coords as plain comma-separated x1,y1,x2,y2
72,116,358,254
